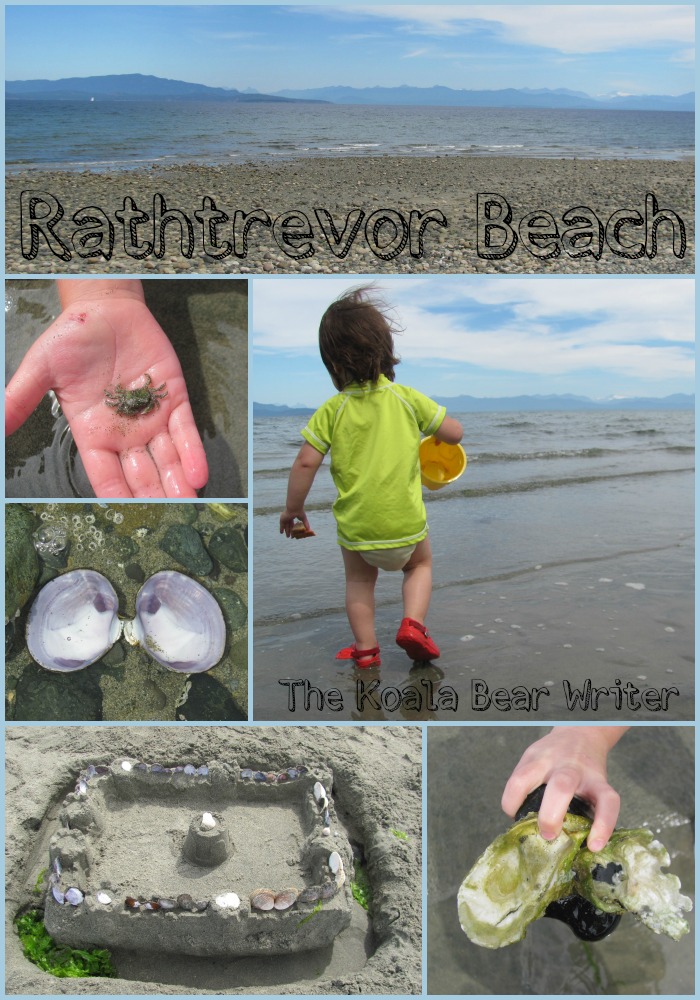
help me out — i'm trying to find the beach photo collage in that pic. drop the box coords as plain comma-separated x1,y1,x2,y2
3,3,695,997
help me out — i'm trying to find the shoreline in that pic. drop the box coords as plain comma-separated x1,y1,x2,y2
7,154,694,274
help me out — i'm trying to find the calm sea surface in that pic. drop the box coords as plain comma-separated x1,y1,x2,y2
253,409,694,720
6,100,694,171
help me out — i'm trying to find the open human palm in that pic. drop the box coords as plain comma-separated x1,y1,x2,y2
6,293,208,498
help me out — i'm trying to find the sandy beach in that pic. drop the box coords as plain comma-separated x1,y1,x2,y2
5,724,422,995
7,156,693,274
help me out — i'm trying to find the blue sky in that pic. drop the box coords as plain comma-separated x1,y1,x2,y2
252,276,695,406
5,5,694,96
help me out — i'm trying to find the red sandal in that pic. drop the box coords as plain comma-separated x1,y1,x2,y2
395,618,440,661
335,644,381,669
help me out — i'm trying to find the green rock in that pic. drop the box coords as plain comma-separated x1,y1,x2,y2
6,506,40,622
14,665,102,722
213,587,248,630
160,525,213,576
208,525,247,572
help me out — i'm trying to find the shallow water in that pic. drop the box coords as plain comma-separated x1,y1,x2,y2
253,410,694,721
427,726,695,995
5,280,248,499
6,101,694,170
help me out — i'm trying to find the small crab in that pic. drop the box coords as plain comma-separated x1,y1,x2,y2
104,373,167,416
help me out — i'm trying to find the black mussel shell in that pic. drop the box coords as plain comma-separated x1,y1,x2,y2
515,783,621,943
544,896,622,942
515,783,593,822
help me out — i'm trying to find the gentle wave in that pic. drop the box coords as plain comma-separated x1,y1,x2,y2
6,100,694,171
253,465,693,517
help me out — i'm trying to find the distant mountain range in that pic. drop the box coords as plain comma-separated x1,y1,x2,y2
254,394,694,417
5,74,693,112
4,73,320,103
273,84,694,112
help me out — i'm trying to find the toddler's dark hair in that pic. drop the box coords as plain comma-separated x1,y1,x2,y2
319,286,401,390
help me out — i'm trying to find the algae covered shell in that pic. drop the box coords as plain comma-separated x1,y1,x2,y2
458,811,693,949
457,813,590,949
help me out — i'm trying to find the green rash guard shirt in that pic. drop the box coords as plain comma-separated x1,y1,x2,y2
301,375,446,551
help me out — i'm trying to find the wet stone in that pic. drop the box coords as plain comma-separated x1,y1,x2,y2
208,525,247,573
176,674,246,722
212,587,247,631
15,666,102,722
109,535,139,562
125,563,146,584
6,505,40,621
160,525,213,576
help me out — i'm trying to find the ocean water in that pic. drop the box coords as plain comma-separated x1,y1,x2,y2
253,409,694,721
5,100,694,171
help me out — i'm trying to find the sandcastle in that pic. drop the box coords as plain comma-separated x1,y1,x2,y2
44,757,352,957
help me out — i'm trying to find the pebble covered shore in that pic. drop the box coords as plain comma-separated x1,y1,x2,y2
7,155,694,275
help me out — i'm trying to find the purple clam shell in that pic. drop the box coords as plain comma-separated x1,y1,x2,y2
131,571,225,673
26,570,121,672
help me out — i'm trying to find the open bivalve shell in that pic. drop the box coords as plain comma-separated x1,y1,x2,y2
27,569,225,674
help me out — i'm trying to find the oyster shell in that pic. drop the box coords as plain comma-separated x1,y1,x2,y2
458,812,693,949
457,813,591,948
577,829,693,941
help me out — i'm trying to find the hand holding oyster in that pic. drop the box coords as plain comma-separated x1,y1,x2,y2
458,804,692,949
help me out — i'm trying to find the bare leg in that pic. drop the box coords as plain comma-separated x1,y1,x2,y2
402,537,433,623
341,547,379,650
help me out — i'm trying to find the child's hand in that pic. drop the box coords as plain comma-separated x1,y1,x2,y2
6,281,208,498
501,727,628,851
280,509,312,538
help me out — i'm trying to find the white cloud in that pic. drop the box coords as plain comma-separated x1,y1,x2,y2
252,276,695,384
340,5,695,55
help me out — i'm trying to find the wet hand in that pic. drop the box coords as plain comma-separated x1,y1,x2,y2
501,727,626,851
5,285,208,498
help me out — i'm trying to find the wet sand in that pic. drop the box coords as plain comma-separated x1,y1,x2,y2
254,539,694,722
5,725,422,995
427,726,694,995
7,156,693,274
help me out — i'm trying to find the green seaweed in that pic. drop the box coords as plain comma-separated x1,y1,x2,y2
351,861,373,913
33,868,48,896
390,828,408,841
15,911,116,979
297,901,323,926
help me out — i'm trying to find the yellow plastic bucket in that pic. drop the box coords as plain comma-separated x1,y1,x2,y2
419,436,467,491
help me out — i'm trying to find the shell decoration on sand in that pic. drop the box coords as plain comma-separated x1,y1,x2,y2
49,759,347,921
458,812,693,949
27,569,225,673
250,889,276,911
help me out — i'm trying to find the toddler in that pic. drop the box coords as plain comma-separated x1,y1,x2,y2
280,287,463,668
